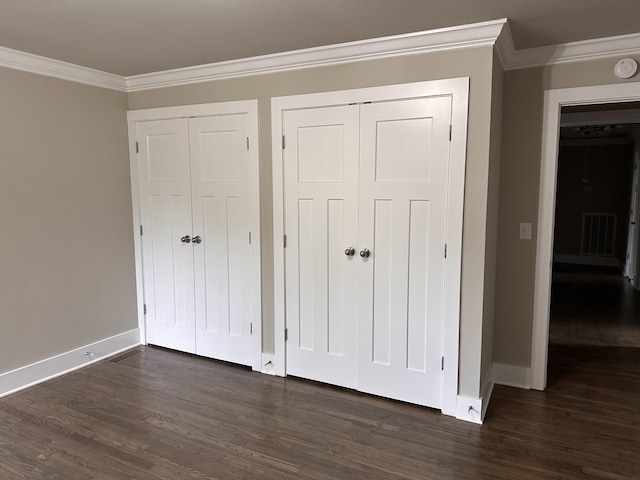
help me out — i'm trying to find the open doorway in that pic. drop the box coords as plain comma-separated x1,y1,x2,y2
531,83,640,391
549,104,640,350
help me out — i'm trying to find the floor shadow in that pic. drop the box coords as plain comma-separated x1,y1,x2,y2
549,263,640,347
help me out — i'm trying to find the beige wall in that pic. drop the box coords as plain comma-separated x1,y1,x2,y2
494,56,640,367
0,67,137,374
480,52,504,391
129,47,495,397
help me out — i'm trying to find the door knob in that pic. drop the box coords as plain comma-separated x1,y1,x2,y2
180,235,191,243
359,248,371,258
192,235,202,244
344,247,355,256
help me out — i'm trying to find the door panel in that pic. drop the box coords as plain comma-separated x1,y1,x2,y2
284,105,359,388
189,115,252,366
357,97,452,408
282,96,452,408
137,119,195,353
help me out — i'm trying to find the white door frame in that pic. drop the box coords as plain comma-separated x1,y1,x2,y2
531,82,640,391
271,78,469,416
127,100,263,371
624,152,640,280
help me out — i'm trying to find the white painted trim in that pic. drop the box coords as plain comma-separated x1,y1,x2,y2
455,367,495,424
481,370,495,422
0,329,141,398
271,96,287,379
505,32,640,71
127,119,147,345
126,20,505,91
442,78,469,418
246,105,263,373
1,18,640,92
0,45,127,91
127,101,261,121
494,21,516,71
271,77,469,416
455,395,483,424
260,354,277,376
127,100,263,371
532,82,640,391
492,362,531,390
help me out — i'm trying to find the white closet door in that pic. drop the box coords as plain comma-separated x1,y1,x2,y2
357,97,452,408
189,115,253,366
283,105,360,388
137,119,196,353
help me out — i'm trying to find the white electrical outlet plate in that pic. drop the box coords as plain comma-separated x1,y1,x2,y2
519,222,532,240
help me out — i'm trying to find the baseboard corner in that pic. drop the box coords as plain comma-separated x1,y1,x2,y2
492,362,531,390
455,394,484,424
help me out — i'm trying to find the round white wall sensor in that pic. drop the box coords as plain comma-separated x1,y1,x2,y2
614,58,638,79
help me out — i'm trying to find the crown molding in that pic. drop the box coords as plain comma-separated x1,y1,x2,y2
0,46,127,91
504,31,640,71
125,19,508,92
2,18,640,92
493,21,516,70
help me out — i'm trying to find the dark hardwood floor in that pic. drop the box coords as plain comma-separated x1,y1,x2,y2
1,345,639,479
550,264,640,347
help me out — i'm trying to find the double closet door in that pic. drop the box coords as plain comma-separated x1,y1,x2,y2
283,96,452,408
135,111,256,367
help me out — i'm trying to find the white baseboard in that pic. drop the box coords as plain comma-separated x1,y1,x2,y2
260,354,277,375
455,366,495,424
455,394,483,424
492,362,531,389
481,366,495,421
0,328,141,398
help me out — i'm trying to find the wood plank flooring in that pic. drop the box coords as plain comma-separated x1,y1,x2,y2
550,264,640,346
1,344,639,479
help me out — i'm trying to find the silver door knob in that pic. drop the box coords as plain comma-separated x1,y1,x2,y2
180,235,191,243
192,235,202,244
359,248,371,258
345,247,355,256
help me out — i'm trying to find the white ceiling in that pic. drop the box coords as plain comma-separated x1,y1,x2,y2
1,0,640,76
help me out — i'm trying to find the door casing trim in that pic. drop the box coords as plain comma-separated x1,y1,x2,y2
271,78,469,416
532,82,640,390
126,100,263,372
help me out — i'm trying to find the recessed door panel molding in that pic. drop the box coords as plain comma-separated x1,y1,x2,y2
357,96,451,409
128,100,262,371
374,117,433,182
283,105,360,388
273,79,469,417
190,114,253,366
137,119,195,353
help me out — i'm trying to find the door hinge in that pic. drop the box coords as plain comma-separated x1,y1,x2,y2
250,322,253,335
449,125,452,141
246,137,250,151
135,141,139,153
283,235,287,248
140,225,143,236
282,135,286,150
143,304,147,315
249,232,252,244
444,244,447,258
285,328,288,341
441,356,444,371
